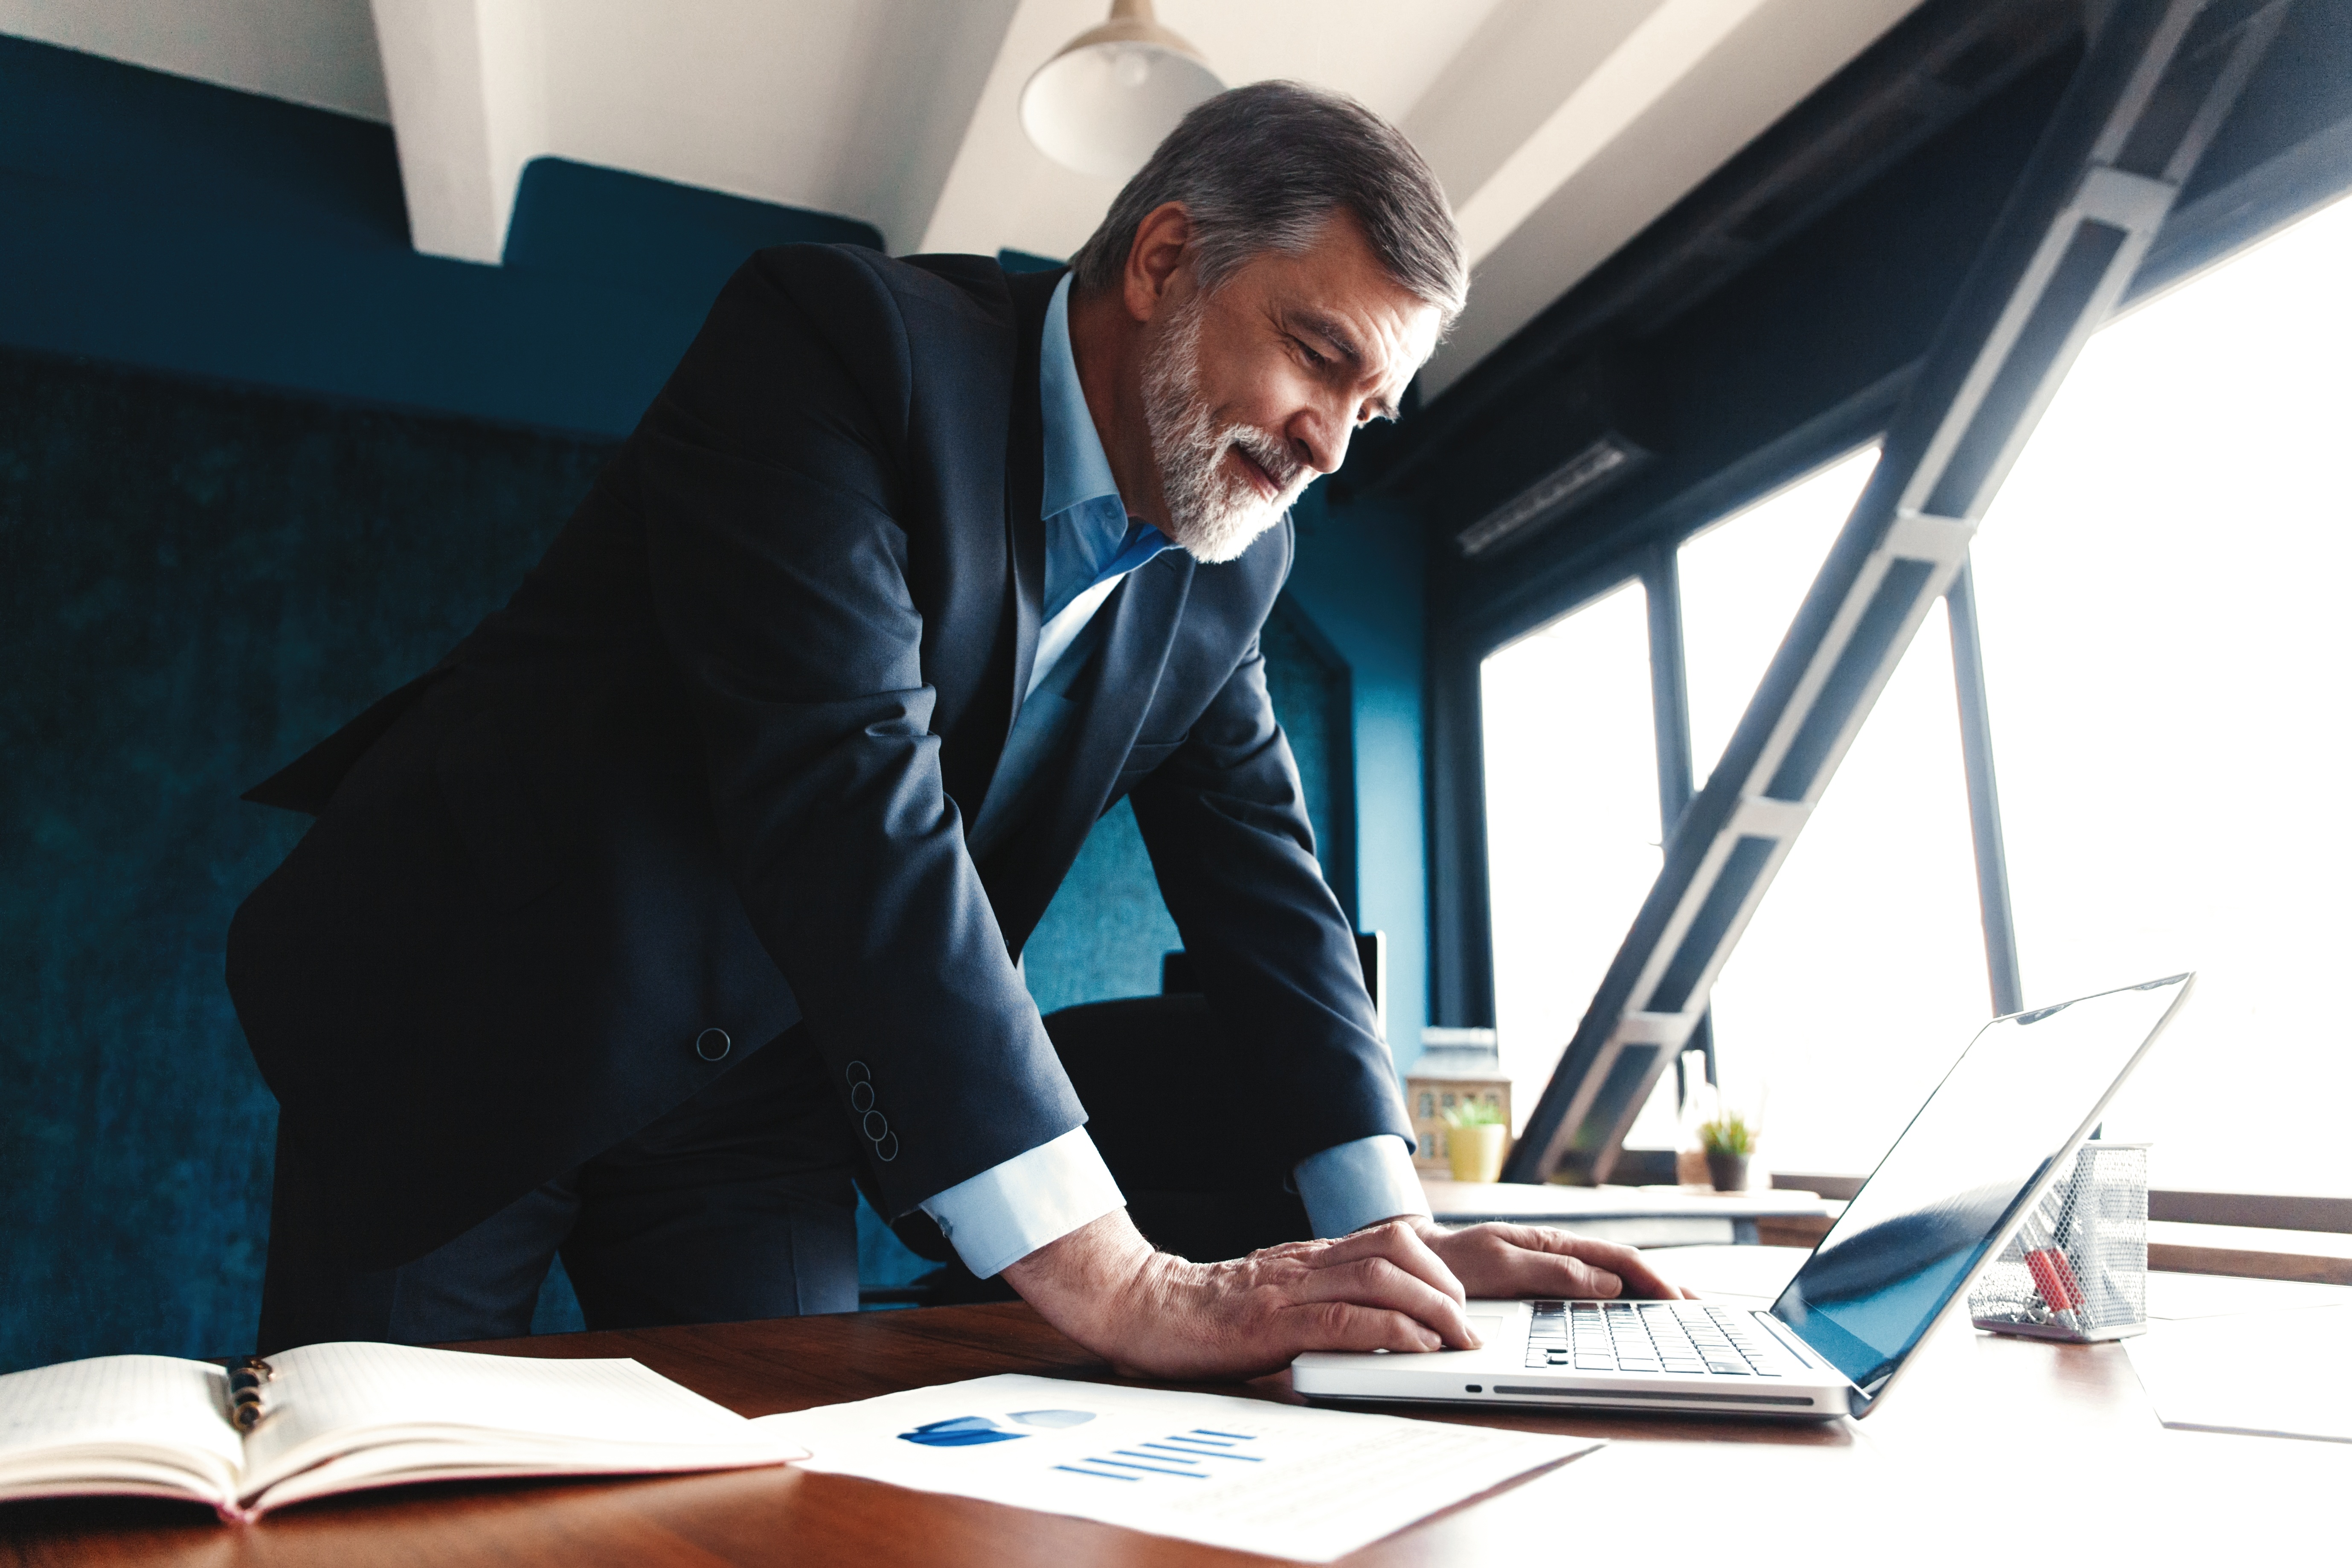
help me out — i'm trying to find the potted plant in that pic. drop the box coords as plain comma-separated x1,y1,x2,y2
1443,1099,1510,1183
1698,1110,1758,1193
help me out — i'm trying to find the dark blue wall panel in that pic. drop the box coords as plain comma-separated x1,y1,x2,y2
0,346,613,1371
0,35,879,437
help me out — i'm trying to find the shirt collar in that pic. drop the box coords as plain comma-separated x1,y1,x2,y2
1038,273,1123,522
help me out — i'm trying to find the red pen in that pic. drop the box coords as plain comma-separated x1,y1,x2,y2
2017,1211,2084,1333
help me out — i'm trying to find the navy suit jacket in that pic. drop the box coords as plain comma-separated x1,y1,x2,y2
227,247,1407,1270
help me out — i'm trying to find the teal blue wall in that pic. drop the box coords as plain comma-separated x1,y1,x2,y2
1286,483,1430,1072
0,345,616,1370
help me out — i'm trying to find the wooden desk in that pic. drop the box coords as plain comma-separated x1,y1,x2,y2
5,1290,2339,1565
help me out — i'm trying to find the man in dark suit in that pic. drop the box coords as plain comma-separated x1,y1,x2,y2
231,82,1684,1377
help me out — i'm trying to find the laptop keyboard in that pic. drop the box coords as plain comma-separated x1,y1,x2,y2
1527,1300,1806,1377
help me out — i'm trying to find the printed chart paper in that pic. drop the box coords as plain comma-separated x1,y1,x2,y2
751,1373,1599,1562
2125,1304,2352,1443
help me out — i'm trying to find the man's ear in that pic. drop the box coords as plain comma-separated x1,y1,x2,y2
1122,202,1194,324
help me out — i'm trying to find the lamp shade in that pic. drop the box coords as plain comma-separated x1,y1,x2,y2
1019,0,1224,181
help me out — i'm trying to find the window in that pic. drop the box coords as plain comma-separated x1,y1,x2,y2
1672,451,1992,1176
1481,580,1658,1125
1478,453,1988,1165
1679,450,1875,792
1472,195,2352,1194
1969,193,2352,1197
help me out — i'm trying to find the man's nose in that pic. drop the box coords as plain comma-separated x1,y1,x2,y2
1291,405,1350,476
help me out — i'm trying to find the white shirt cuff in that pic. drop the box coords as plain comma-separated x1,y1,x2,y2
919,1127,1127,1280
1293,1135,1431,1239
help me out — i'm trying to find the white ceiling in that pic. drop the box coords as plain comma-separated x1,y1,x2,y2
4,0,1922,393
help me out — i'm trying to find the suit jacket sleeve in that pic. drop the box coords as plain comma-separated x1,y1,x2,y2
1125,618,1415,1165
625,244,1081,1218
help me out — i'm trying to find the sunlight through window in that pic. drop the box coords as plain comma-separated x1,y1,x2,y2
1971,194,2352,1196
1480,582,1658,1127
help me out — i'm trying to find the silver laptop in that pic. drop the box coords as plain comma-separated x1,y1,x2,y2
1293,973,2194,1420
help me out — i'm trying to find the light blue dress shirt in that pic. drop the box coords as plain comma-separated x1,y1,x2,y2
919,275,1428,1280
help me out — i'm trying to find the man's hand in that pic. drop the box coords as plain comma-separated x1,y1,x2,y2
1408,1218,1696,1302
1003,1210,1693,1380
1004,1211,1481,1380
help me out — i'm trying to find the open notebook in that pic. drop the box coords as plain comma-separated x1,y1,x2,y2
0,1341,807,1520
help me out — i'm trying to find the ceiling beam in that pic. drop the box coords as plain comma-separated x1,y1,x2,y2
1411,0,1770,269
369,0,546,264
819,0,1027,254
1423,0,1923,395
918,0,1119,260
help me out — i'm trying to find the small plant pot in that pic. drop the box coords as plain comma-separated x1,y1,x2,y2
1705,1150,1751,1193
1447,1123,1510,1183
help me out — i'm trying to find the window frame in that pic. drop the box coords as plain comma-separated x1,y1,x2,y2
1428,389,1908,1037
1437,402,2025,1122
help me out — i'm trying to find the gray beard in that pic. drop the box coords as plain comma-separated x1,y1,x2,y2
1141,296,1310,564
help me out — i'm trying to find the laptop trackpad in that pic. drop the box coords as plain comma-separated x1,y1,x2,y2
1464,1312,1512,1353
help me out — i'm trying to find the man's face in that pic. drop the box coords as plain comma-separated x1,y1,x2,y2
1140,214,1443,563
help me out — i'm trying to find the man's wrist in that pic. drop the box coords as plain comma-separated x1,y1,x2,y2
1001,1209,1164,1350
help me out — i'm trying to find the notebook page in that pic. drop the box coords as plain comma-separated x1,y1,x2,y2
250,1428,804,1515
238,1342,795,1498
0,1355,242,1503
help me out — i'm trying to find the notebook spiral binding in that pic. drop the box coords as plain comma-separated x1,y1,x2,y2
226,1356,277,1432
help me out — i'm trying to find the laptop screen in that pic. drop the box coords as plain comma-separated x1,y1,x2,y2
1768,975,2190,1394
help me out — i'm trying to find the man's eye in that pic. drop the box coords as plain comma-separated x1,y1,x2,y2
1293,338,1327,368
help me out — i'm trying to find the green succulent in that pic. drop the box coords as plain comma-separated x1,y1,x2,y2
1443,1098,1507,1129
1698,1111,1757,1156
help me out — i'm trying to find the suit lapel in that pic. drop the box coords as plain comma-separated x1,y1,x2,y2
937,266,1058,824
1002,270,1056,726
985,546,1196,929
1070,549,1196,781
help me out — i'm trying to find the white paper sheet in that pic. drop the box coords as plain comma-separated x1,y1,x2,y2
2124,1305,2352,1443
750,1373,1597,1562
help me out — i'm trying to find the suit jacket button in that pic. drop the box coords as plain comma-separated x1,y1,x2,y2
695,1028,732,1061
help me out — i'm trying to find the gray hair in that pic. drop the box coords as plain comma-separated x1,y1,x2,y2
1068,81,1465,324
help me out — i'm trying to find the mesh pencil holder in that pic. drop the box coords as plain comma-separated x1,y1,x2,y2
1969,1141,2149,1342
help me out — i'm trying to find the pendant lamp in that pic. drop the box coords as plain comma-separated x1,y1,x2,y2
1019,0,1225,180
